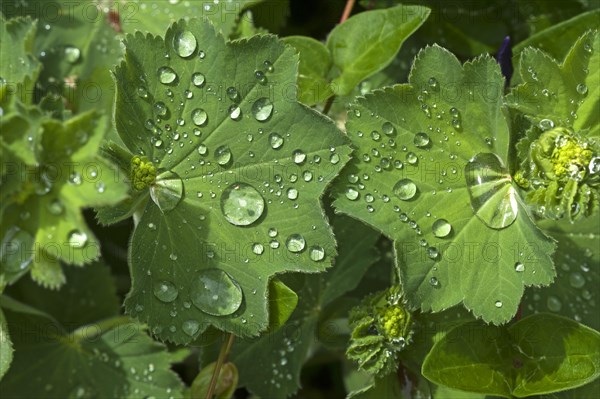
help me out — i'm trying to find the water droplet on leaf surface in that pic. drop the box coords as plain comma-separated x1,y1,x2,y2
158,66,177,84
150,170,184,212
432,219,452,238
393,179,417,200
191,269,243,316
220,183,265,226
252,98,273,121
286,234,306,253
174,30,196,58
153,280,178,302
465,153,518,229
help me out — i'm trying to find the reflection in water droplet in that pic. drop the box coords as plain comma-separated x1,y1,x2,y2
286,234,306,253
432,219,451,238
252,97,274,121
150,170,184,212
182,320,200,336
220,183,265,226
269,133,284,149
158,66,177,84
309,246,325,261
192,72,205,87
569,272,585,288
153,280,178,302
292,150,306,164
192,108,208,126
191,268,243,316
393,179,417,200
174,30,197,58
215,145,232,166
414,132,430,148
465,153,518,230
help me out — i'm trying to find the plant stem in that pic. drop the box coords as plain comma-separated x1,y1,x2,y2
322,0,356,115
340,0,357,24
205,333,235,399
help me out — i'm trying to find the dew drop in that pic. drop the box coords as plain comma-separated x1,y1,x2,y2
345,187,359,200
414,132,430,148
158,66,177,84
429,277,439,287
495,300,503,308
309,246,325,261
153,280,178,303
252,97,274,121
569,272,585,288
382,122,395,136
292,150,306,164
538,118,554,131
285,234,306,253
287,188,298,200
150,170,184,212
252,243,264,255
67,230,88,247
215,145,232,166
432,219,452,238
269,133,284,149
576,83,588,95
406,152,418,165
182,320,200,336
547,296,562,312
64,45,81,63
191,72,205,87
393,178,417,200
191,269,243,316
174,30,197,58
47,199,64,215
465,153,517,230
220,183,265,226
515,262,525,272
192,108,208,126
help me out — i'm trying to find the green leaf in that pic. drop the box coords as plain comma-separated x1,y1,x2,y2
0,260,183,398
327,4,430,96
523,213,600,330
6,261,120,328
283,36,333,105
0,307,13,380
0,15,40,87
0,103,129,289
508,31,599,220
227,216,380,398
512,10,600,83
114,19,351,344
268,278,298,330
422,313,600,398
332,45,556,324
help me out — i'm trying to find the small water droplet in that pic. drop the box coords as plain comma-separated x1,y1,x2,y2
64,45,81,63
252,243,264,255
432,219,452,238
67,230,88,247
192,72,205,87
252,98,274,121
192,108,208,126
547,296,562,312
292,150,306,164
414,132,430,148
576,83,588,95
215,145,232,166
158,66,177,84
569,272,585,288
495,300,503,308
182,320,200,336
515,262,525,272
285,234,305,253
309,246,325,261
153,280,178,302
269,133,284,149
345,187,359,200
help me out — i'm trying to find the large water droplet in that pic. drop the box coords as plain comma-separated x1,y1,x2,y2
393,178,417,200
153,280,179,302
252,98,273,121
158,66,177,84
432,219,452,238
309,246,325,261
345,187,359,200
150,170,184,212
174,30,196,58
414,132,430,148
191,269,243,316
220,183,265,226
286,234,305,253
465,153,518,230
192,108,208,126
215,145,232,166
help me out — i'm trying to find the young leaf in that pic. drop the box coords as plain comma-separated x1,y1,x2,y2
0,101,128,289
508,30,599,219
225,216,380,398
332,45,556,324
114,19,351,344
327,4,430,96
0,15,40,88
283,36,333,105
422,313,600,398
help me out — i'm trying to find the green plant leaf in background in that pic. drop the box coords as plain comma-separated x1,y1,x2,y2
332,44,556,324
0,262,184,397
0,307,12,380
508,30,599,220
222,216,380,398
327,4,430,96
0,15,39,93
0,99,128,289
113,19,351,344
422,313,600,398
